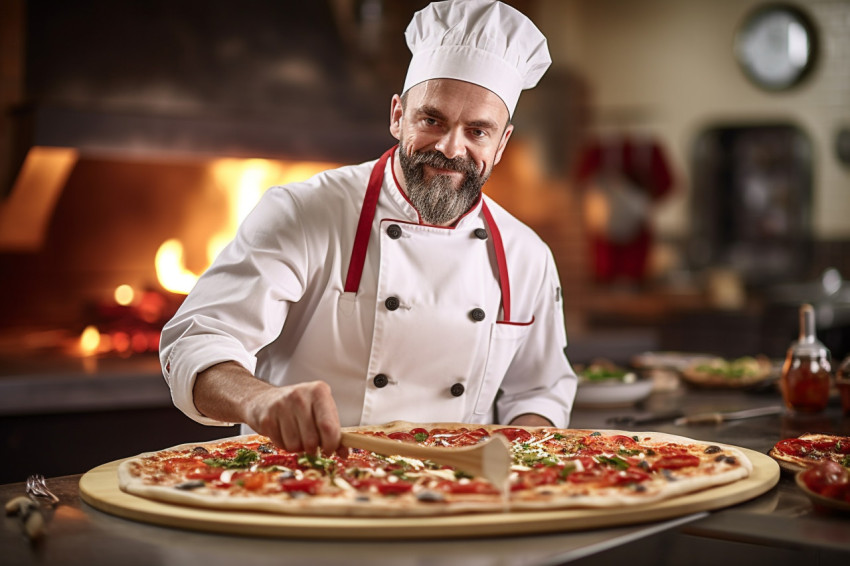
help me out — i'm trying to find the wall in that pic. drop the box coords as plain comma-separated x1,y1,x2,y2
537,0,850,242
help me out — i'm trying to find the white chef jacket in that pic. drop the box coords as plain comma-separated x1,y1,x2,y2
160,147,577,431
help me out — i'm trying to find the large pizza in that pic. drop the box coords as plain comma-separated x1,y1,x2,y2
118,422,752,517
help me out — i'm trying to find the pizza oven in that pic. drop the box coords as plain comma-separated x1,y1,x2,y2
0,1,424,366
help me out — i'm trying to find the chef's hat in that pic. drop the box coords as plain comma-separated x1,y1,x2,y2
402,0,551,117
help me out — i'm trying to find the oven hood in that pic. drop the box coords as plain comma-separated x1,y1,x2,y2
7,0,415,180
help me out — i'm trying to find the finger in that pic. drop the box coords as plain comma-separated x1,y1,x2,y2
313,393,341,456
277,406,303,453
295,407,321,455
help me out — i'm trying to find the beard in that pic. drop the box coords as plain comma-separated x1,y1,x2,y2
397,145,490,225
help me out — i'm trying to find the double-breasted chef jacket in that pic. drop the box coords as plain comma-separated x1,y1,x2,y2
161,146,577,433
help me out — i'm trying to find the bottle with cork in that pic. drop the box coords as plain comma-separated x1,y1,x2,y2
780,303,832,412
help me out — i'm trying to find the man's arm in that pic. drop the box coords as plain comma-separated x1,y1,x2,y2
193,361,341,455
509,413,553,427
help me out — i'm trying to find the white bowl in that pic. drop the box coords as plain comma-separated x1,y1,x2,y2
574,379,654,409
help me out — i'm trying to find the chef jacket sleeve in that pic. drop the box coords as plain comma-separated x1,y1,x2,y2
495,248,577,427
160,187,308,425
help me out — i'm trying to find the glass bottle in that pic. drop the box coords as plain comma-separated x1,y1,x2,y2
836,355,850,415
780,304,831,412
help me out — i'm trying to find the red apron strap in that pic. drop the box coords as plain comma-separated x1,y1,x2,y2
345,147,511,323
344,147,394,293
481,201,511,322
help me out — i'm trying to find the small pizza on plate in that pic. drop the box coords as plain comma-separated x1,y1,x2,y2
118,422,752,517
680,356,774,389
769,433,850,474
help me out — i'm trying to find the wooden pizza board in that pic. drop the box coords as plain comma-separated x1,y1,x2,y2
79,447,779,540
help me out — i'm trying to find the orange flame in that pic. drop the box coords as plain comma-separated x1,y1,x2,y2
155,158,336,295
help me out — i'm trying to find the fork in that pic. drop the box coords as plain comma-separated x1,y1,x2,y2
26,474,59,507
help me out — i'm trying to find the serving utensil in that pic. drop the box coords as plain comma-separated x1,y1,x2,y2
340,431,512,492
25,474,59,507
673,405,783,426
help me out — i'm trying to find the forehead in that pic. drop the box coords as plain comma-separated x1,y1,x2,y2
404,79,510,126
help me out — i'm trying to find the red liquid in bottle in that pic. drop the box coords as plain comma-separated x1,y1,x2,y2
781,355,831,412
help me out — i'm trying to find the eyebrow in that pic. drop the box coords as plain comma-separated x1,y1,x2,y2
417,105,500,132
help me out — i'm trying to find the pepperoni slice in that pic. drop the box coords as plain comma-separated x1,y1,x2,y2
493,428,533,443
279,477,322,495
775,438,814,458
651,454,700,471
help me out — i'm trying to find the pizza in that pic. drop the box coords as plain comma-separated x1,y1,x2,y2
769,433,850,473
117,422,752,517
680,356,774,389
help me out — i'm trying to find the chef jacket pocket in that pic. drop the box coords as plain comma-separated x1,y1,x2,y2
474,318,534,415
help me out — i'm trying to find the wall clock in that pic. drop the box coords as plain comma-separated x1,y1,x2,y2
735,3,818,91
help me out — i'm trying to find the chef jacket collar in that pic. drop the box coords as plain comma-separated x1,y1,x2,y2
386,146,485,230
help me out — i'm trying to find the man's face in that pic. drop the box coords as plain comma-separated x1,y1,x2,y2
390,79,513,226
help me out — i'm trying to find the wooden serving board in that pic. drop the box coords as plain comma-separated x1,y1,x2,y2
79,447,779,540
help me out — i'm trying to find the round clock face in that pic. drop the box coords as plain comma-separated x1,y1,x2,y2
735,4,818,91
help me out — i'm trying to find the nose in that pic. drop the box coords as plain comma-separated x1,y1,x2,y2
434,128,465,160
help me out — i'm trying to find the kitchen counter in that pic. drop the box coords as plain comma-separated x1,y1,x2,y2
2,385,849,565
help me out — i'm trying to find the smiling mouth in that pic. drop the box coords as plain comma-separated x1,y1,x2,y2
424,164,463,177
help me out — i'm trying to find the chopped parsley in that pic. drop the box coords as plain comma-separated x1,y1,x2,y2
298,453,336,474
203,448,259,469
841,455,850,468
595,455,630,471
414,432,428,442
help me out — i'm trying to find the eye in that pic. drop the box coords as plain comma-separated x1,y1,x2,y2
423,117,439,127
470,129,487,138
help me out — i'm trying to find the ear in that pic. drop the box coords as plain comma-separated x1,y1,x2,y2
389,94,403,140
493,124,514,165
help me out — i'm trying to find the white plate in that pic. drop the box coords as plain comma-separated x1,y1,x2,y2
574,379,654,409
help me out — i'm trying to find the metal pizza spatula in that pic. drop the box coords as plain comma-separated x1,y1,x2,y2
340,431,512,492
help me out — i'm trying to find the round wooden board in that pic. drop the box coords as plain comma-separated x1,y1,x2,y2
79,447,779,540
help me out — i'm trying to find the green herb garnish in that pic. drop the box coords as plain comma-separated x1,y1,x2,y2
203,448,259,469
596,455,630,471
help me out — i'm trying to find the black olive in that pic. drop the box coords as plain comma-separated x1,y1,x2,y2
355,495,371,503
192,446,210,455
662,469,676,481
632,484,647,492
416,490,446,502
175,480,205,490
638,460,651,471
258,443,275,454
704,445,722,454
714,455,726,462
724,456,737,465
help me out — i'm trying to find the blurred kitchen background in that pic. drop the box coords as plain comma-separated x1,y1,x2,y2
1,0,849,481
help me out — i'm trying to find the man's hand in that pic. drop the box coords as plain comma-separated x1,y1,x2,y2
245,381,341,455
193,362,341,455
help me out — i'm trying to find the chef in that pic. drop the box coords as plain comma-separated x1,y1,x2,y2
160,0,577,455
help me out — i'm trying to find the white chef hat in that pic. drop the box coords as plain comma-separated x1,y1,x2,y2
402,0,551,117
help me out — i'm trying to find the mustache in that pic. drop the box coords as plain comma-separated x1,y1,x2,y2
406,150,479,176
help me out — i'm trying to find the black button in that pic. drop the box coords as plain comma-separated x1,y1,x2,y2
474,228,488,240
373,374,389,388
470,308,486,322
450,383,465,397
387,224,402,239
384,296,400,311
